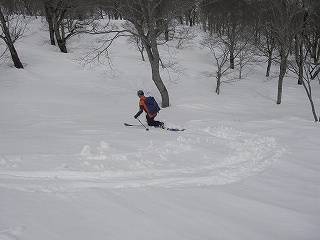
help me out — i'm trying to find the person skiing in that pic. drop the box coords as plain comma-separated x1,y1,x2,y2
134,90,164,128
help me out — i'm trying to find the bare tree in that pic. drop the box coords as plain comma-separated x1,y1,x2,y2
42,0,97,53
123,21,145,61
173,25,198,49
304,0,320,80
255,20,276,78
288,50,319,122
202,33,231,95
266,0,304,104
0,5,24,68
110,0,195,108
14,0,43,17
43,0,55,45
287,0,320,122
237,44,256,79
200,0,254,69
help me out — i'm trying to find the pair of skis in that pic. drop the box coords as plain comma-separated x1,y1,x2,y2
124,123,185,132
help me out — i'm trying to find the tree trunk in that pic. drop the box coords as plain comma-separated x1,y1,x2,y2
277,52,287,104
215,70,221,95
311,67,320,80
44,1,55,45
45,0,68,53
301,78,319,122
229,47,235,69
144,38,169,107
265,35,275,77
7,41,23,68
134,8,170,107
294,35,303,85
53,16,67,53
0,7,24,69
266,50,273,77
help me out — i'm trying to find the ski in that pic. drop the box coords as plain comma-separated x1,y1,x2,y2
166,128,185,132
125,123,185,131
124,123,141,127
124,122,149,131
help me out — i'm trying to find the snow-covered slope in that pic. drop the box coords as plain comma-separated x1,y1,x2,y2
0,19,319,240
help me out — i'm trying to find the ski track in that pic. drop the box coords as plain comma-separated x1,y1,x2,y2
0,126,285,193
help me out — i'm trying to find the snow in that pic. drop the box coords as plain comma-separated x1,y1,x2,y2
0,19,319,240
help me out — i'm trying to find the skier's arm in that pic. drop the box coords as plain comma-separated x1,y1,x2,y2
134,105,144,119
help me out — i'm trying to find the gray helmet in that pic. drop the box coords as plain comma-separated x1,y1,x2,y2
137,90,144,96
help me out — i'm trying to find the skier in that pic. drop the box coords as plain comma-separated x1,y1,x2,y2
134,90,164,128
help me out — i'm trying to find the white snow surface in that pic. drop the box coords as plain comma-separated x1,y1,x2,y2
0,19,319,240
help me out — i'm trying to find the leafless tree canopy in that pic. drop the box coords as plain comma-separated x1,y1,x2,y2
0,0,319,120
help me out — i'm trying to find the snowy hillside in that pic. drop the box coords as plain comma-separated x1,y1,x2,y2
0,19,319,240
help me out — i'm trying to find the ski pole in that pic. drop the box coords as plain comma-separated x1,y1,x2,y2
136,117,149,131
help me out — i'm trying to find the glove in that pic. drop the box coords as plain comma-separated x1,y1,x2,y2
134,114,138,119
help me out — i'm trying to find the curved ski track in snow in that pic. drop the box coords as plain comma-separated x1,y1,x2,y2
0,127,285,193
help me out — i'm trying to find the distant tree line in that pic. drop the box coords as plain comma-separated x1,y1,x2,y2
0,0,319,121
199,0,319,121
